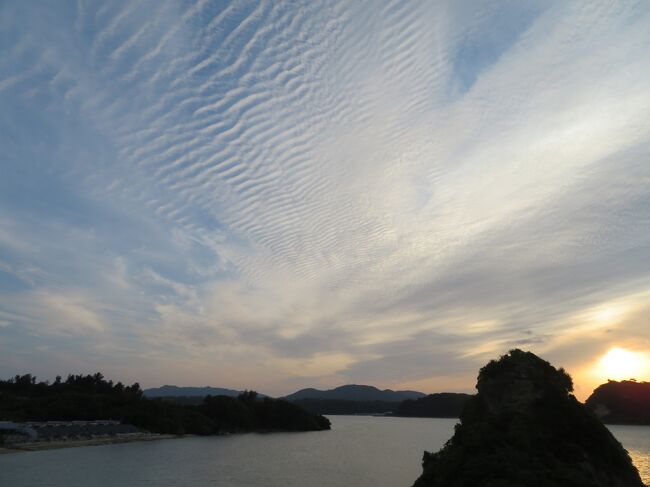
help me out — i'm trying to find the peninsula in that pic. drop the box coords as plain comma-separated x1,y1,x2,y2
0,373,329,451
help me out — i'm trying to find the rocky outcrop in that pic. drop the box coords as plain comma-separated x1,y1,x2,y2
412,349,645,487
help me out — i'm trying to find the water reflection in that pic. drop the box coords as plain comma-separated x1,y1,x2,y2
0,417,648,487
628,450,649,485
608,424,650,486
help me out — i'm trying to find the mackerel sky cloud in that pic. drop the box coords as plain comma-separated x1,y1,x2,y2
1,1,649,398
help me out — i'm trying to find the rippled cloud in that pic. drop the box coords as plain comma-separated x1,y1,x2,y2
1,0,649,397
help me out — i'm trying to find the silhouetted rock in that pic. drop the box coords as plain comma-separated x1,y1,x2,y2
412,350,645,487
586,380,650,425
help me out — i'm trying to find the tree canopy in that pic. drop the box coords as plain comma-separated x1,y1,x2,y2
0,374,330,435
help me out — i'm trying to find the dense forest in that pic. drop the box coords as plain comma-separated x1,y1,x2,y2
0,374,330,435
586,380,650,425
395,393,471,418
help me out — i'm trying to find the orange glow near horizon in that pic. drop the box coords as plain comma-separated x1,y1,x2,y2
570,347,650,401
596,348,647,382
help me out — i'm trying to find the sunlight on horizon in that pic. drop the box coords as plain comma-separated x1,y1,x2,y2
596,348,648,382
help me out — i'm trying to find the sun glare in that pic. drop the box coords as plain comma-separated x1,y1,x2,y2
597,348,645,381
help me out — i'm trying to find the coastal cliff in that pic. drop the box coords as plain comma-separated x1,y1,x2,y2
412,349,644,487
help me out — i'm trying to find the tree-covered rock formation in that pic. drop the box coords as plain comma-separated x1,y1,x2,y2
586,380,650,425
412,350,644,487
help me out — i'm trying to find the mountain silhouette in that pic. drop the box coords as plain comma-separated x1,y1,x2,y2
283,384,425,402
144,385,243,398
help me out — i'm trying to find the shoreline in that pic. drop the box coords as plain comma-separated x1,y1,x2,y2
0,433,180,454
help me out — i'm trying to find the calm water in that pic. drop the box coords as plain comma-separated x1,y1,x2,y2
610,424,650,485
1,416,648,486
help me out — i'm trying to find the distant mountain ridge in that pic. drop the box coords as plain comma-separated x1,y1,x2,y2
282,384,426,402
144,385,242,398
145,383,426,403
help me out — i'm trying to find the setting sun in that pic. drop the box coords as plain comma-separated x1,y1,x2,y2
597,348,646,381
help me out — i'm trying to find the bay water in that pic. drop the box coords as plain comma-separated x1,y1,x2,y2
1,416,648,486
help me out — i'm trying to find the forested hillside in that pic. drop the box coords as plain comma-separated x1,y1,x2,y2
0,374,330,435
586,380,650,425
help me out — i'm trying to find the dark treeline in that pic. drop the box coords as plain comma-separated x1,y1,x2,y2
586,380,650,425
395,393,472,418
157,396,205,406
0,374,330,435
292,398,400,415
290,394,472,417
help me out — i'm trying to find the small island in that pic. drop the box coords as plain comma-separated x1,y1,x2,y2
586,380,650,425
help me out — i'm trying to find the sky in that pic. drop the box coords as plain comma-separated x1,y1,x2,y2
1,0,649,400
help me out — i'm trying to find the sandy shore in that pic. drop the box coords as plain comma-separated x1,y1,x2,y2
0,433,179,454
